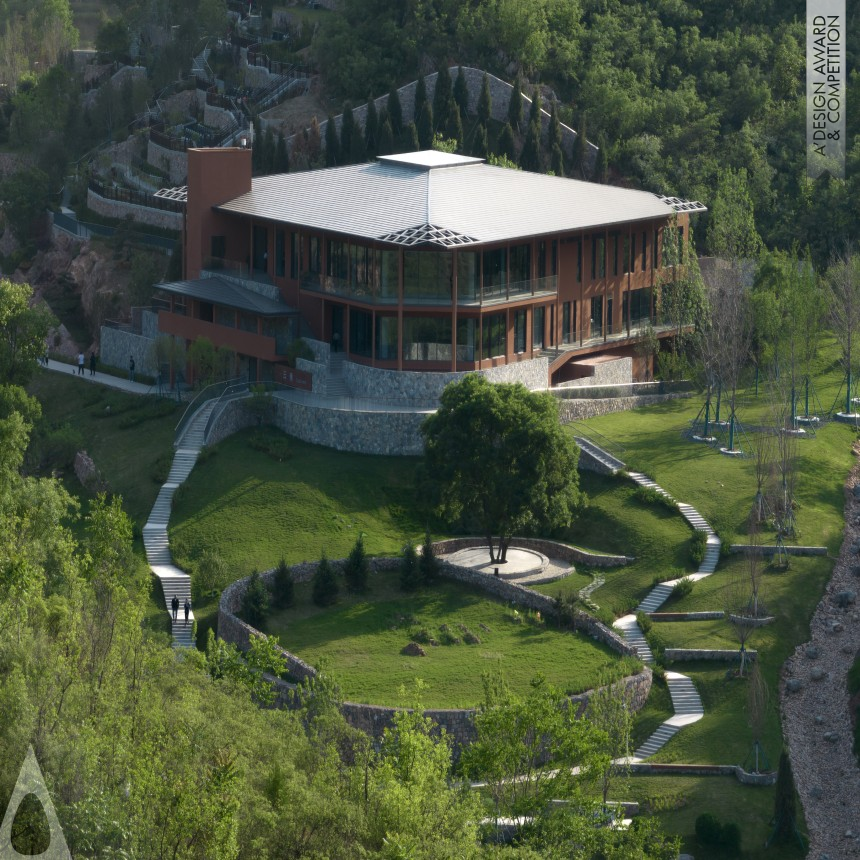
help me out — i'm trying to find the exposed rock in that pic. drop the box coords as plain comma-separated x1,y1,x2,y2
806,645,820,659
823,732,839,742
815,715,824,725
834,590,856,607
401,642,426,657
811,667,827,681
786,678,803,692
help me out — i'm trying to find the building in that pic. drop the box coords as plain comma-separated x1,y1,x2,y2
154,147,704,392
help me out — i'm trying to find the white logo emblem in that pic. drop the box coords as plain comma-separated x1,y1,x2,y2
0,746,71,859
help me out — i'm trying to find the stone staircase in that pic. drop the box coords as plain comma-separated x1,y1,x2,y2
326,352,351,398
574,436,625,474
142,400,217,647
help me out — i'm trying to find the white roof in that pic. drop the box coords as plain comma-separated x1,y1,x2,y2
214,152,704,248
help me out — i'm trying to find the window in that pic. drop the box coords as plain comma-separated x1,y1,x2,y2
576,237,582,282
533,306,545,350
292,232,305,279
309,236,321,274
538,240,546,279
611,232,619,276
403,316,452,361
606,297,613,335
375,316,398,360
562,302,572,344
380,250,398,302
590,296,603,338
653,230,658,270
591,235,605,279
217,306,235,328
275,230,285,277
349,308,373,357
642,231,647,271
457,318,477,361
457,251,480,303
630,234,636,272
549,304,555,346
514,310,527,353
509,243,531,285
482,247,507,299
326,238,348,281
239,312,258,334
551,239,558,276
482,313,506,359
210,235,225,260
628,287,652,325
404,251,453,303
622,236,630,274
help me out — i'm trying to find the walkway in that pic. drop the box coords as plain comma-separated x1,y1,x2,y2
577,459,720,760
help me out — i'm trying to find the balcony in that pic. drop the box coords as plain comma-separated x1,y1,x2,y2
458,275,558,307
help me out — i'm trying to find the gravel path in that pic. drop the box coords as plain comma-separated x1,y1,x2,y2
781,448,860,859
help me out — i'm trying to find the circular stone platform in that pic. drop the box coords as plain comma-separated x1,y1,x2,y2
443,546,549,580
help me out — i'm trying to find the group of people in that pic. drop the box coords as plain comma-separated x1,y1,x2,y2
72,353,136,380
170,595,192,624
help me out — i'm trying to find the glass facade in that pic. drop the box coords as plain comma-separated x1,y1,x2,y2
590,296,603,339
375,316,398,360
514,309,527,354
457,318,477,361
402,316,452,362
404,251,452,303
482,313,506,359
533,306,544,350
350,308,373,357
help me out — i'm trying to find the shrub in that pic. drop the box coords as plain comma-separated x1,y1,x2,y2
633,486,677,512
635,610,652,635
272,558,294,609
193,548,230,599
241,570,269,628
31,423,83,471
312,553,339,607
284,337,314,367
690,530,707,565
343,534,370,593
248,430,291,461
670,577,694,601
695,813,722,846
399,541,419,592
419,529,438,585
720,821,741,854
151,451,173,484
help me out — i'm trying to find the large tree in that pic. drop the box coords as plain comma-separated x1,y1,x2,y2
421,375,582,564
0,279,54,386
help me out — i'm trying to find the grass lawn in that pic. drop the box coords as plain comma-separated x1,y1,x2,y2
533,471,696,618
260,570,628,709
612,776,806,859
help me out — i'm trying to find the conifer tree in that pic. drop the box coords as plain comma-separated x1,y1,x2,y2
378,115,394,156
595,134,610,182
340,102,355,164
507,77,523,132
312,553,339,607
419,530,438,586
241,570,269,628
350,124,366,163
470,123,488,158
252,117,263,173
275,132,289,173
433,65,451,132
446,102,463,151
496,122,517,161
519,119,543,173
414,72,427,124
365,95,378,158
551,142,564,176
343,534,370,593
400,541,419,592
262,126,275,174
549,99,562,150
477,72,492,126
387,86,403,136
306,116,322,167
417,101,434,149
272,558,294,608
453,66,469,118
571,112,587,178
404,121,420,151
527,87,542,128
324,114,339,167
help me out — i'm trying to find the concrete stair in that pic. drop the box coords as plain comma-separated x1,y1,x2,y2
613,614,655,664
633,723,681,759
636,583,675,614
326,353,351,398
574,436,626,474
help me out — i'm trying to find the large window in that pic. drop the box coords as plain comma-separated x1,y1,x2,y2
457,318,477,361
404,251,453,303
275,230,285,277
611,233,619,276
403,316,452,361
592,235,605,279
375,316,398,360
349,308,373,357
482,247,507,299
482,313,506,359
309,236,321,274
562,301,574,344
627,287,652,325
533,306,544,350
642,230,647,270
326,238,348,281
458,251,480,303
291,232,304,279
509,243,531,284
217,306,235,328
380,250,398,301
514,309,527,353
590,296,603,339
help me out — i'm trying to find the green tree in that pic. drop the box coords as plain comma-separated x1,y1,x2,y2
387,85,403,136
377,115,394,155
496,121,517,161
706,167,764,260
470,123,488,158
551,142,564,176
399,540,419,592
343,533,369,593
421,375,582,563
0,166,52,244
419,529,438,585
272,558,294,608
241,569,269,629
549,98,562,149
403,121,420,151
453,66,469,118
446,102,463,151
339,102,355,164
95,18,130,61
417,100,434,149
414,72,427,124
324,114,339,166
519,119,543,173
0,280,55,386
507,76,523,132
312,552,339,606
432,64,451,132
477,72,492,126
364,94,378,157
275,131,289,173
193,548,229,599
570,112,588,178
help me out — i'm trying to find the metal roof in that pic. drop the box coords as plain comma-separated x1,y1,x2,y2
156,276,298,315
214,153,707,248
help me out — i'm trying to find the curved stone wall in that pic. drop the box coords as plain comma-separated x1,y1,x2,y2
218,550,650,750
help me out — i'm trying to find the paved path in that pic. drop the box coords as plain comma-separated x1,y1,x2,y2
39,360,157,395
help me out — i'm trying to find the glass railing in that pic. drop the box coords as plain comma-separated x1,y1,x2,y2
300,272,398,304
458,275,558,306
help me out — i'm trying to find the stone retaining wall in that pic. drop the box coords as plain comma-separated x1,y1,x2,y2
557,392,692,422
433,536,632,569
664,648,758,662
649,611,724,621
86,188,184,231
146,139,188,185
206,398,258,447
730,544,828,556
99,326,159,376
218,553,648,750
295,357,326,393
629,762,776,786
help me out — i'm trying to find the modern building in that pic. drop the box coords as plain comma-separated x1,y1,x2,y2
153,147,704,391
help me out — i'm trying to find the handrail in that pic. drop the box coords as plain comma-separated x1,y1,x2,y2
569,422,626,459
174,376,246,442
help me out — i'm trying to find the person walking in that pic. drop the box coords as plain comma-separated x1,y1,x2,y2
89,352,97,376
77,352,85,375
183,597,191,624
129,355,136,382
171,594,179,621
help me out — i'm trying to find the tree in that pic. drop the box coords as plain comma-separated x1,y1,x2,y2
95,18,130,62
470,123,488,158
551,142,564,176
377,116,394,156
527,86,542,127
824,249,860,414
770,751,800,845
421,375,582,564
570,113,589,179
0,280,55,386
414,72,427,123
507,76,523,132
477,72,492,126
324,114,339,166
419,529,438,585
364,95,378,157
0,166,52,245
417,100,434,150
343,533,369,593
445,102,463,151
586,674,634,804
387,86,403,136
241,570,269,629
399,540,419,592
312,552,339,606
340,102,355,164
519,119,543,173
432,65,451,132
453,66,469,118
549,99,562,150
496,122,517,162
272,558,294,608
275,132,289,173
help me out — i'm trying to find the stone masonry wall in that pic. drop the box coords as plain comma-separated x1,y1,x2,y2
557,392,692,422
86,188,184,231
432,536,632,569
146,139,188,185
204,102,236,131
563,357,632,388
343,357,549,404
219,556,649,751
664,649,758,662
296,357,327,393
305,67,598,168
99,326,158,376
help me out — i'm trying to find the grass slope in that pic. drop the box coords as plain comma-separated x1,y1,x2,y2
262,570,625,709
